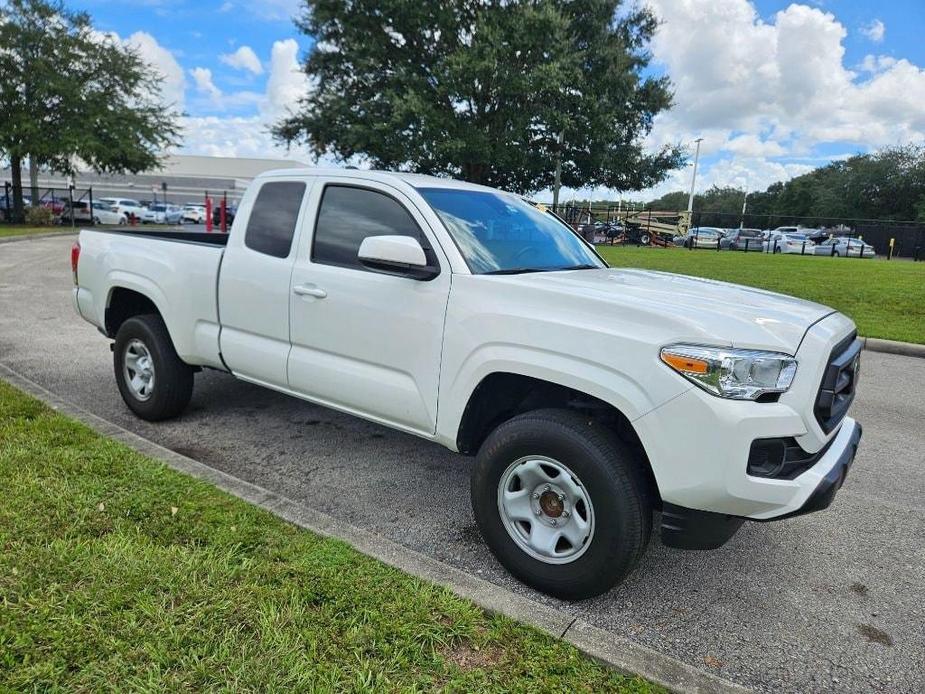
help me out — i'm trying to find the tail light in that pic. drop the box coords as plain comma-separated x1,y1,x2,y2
71,240,80,285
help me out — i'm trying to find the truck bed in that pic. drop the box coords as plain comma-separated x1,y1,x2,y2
74,226,227,370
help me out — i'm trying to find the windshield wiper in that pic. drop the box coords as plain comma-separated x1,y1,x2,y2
482,267,553,275
483,264,602,275
556,264,599,271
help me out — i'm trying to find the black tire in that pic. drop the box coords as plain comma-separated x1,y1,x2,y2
471,409,652,600
113,314,194,421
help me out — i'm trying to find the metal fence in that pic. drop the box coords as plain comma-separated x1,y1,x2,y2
2,181,95,226
541,203,924,259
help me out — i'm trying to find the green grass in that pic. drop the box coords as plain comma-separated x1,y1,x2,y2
0,381,658,693
0,224,76,238
597,246,925,345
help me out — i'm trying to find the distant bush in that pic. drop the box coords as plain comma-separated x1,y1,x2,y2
24,206,54,226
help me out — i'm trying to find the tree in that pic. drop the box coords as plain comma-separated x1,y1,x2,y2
274,0,683,194
643,146,925,225
0,0,181,222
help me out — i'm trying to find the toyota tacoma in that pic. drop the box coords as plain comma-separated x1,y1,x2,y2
71,169,862,599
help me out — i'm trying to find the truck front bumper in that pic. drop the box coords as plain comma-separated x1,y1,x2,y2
660,418,862,550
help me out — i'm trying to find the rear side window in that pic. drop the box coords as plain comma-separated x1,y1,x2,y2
245,181,306,258
312,185,431,270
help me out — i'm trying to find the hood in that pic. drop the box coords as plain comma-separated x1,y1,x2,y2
498,268,835,354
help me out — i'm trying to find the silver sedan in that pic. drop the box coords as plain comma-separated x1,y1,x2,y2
814,237,875,257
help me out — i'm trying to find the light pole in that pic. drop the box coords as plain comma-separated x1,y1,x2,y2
686,137,703,215
552,130,565,210
740,191,749,229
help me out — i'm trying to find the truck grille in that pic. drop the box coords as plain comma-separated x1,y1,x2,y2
814,333,861,433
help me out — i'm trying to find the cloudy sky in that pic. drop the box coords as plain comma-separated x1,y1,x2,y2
79,0,925,199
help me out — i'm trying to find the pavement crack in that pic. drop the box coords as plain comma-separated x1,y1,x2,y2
559,616,579,639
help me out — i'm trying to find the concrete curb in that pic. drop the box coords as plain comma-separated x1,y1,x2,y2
0,229,78,244
0,362,748,694
861,336,925,359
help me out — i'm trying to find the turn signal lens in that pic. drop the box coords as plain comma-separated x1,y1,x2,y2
660,344,797,400
660,352,709,374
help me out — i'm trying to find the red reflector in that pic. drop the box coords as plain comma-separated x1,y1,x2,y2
71,241,81,284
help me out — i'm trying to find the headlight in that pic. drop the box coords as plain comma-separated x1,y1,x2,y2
660,345,797,400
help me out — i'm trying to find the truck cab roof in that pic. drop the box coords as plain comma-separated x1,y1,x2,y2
258,167,503,194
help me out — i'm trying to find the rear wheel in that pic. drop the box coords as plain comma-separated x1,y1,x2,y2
471,409,652,600
638,233,651,246
113,314,194,421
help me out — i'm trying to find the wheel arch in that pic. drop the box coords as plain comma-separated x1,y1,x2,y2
453,371,661,506
105,285,167,338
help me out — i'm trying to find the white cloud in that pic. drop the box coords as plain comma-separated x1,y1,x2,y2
631,0,925,198
262,39,309,120
175,40,313,161
220,45,264,75
180,115,294,159
860,19,885,43
122,31,186,109
189,67,222,101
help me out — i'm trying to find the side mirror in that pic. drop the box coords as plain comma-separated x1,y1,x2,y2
357,235,439,280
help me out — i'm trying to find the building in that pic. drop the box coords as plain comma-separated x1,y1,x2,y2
2,154,308,207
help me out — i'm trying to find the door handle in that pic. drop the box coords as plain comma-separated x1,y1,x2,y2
293,284,327,299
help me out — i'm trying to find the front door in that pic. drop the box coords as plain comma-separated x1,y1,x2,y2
287,179,451,435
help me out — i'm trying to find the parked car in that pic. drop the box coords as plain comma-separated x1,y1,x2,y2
212,202,238,228
764,232,816,254
62,200,125,225
803,228,831,244
148,203,184,224
0,194,32,220
181,204,207,224
40,198,67,217
70,168,862,600
98,197,148,223
721,228,764,251
814,237,875,258
684,226,725,248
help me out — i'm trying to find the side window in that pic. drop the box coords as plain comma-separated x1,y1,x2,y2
245,181,306,258
312,185,434,270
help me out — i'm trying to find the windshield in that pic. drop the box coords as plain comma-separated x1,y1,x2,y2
418,188,605,274
786,234,808,241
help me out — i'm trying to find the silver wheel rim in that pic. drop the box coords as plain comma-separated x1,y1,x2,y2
123,339,155,401
497,456,595,565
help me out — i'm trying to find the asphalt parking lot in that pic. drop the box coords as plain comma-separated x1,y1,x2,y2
1,235,923,693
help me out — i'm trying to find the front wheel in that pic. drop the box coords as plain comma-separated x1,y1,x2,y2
471,409,652,600
114,314,194,421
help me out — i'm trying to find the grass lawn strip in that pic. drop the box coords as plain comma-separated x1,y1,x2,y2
598,246,925,345
0,380,659,692
0,225,78,238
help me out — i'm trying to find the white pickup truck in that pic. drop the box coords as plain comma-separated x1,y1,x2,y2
71,169,862,599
